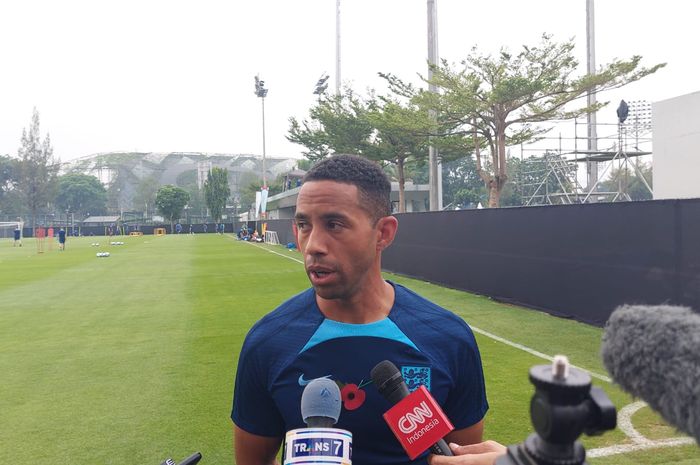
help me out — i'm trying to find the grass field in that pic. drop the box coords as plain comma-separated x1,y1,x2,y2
1,234,698,465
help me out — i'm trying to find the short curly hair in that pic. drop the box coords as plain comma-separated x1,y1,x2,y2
302,154,391,223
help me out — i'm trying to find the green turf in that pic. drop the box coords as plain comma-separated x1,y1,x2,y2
0,235,698,465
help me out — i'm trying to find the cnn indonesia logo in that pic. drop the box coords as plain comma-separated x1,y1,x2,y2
398,401,441,442
383,386,454,460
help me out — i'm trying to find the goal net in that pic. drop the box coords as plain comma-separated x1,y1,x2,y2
264,230,280,245
0,221,23,239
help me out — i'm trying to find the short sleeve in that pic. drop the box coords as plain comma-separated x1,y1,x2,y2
442,327,489,429
231,336,285,437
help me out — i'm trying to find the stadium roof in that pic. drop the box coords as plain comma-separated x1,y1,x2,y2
82,216,121,224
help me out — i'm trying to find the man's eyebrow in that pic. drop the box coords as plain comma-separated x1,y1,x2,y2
294,212,351,221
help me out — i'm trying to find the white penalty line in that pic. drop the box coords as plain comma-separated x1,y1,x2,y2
241,239,304,264
469,326,612,383
587,401,695,457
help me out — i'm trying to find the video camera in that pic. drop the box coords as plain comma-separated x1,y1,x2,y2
496,356,616,465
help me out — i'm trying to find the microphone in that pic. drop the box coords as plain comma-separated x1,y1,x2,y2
601,304,700,444
301,377,342,427
159,452,202,465
370,360,454,459
282,378,353,465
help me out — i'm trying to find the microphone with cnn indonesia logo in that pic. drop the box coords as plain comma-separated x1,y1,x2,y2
370,360,454,460
283,378,353,465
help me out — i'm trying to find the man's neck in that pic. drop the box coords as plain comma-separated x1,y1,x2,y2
316,279,395,324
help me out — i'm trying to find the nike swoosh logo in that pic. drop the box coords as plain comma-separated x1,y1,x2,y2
298,374,332,386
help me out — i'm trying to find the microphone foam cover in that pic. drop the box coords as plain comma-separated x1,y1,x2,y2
300,378,341,424
602,304,700,443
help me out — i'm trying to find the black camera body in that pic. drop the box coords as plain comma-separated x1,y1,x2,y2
496,357,616,465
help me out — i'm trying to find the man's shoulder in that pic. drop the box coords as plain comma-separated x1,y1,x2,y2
393,282,466,324
391,282,477,350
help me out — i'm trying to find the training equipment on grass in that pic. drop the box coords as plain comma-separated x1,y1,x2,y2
154,228,166,236
91,243,100,247
96,252,111,257
602,304,700,444
110,241,125,245
265,230,280,245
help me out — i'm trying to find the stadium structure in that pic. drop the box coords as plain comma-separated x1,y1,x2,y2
60,151,298,212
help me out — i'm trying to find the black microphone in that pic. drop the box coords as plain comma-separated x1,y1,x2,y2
370,360,453,456
601,304,700,444
159,452,202,465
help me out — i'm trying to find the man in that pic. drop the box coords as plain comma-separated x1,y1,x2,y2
13,225,21,247
58,227,66,251
232,154,488,465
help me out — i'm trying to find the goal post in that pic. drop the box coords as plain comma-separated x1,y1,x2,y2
264,230,280,245
0,221,23,240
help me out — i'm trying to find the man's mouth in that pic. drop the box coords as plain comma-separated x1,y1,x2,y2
307,265,336,283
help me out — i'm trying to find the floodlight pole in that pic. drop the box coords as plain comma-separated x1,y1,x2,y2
336,0,341,94
261,96,267,188
427,0,442,210
586,0,599,199
254,75,269,188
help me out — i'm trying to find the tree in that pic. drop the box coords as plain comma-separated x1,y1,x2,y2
55,173,108,217
364,97,433,212
0,155,21,214
387,34,664,207
287,89,374,161
17,108,58,231
155,185,190,231
441,155,487,208
204,167,230,223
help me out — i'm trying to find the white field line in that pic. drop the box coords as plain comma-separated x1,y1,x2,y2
587,401,695,457
239,239,696,457
469,326,612,383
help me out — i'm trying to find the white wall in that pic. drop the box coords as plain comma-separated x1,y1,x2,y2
653,91,700,199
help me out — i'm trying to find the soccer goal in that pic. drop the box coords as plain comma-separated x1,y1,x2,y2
264,230,280,245
0,221,23,240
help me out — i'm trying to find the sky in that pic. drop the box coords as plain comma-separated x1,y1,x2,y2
0,0,697,163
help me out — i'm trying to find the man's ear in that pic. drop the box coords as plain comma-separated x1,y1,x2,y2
376,216,398,251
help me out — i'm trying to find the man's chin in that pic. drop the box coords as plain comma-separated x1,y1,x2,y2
312,284,346,301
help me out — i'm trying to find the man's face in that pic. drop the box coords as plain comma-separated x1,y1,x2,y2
294,180,381,301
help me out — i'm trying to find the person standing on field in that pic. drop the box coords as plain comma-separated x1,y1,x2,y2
231,154,489,465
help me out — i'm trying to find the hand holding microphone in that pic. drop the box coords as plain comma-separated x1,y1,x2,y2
428,441,507,465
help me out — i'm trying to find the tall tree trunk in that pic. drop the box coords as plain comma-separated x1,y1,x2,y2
488,179,501,208
397,158,406,213
488,117,509,208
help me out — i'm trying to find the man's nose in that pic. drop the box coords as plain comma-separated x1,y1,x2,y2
304,227,328,256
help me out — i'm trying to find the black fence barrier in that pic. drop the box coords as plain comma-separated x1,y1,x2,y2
260,219,296,246
383,198,700,327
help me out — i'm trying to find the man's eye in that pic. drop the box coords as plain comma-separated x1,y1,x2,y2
296,222,307,230
328,221,342,230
